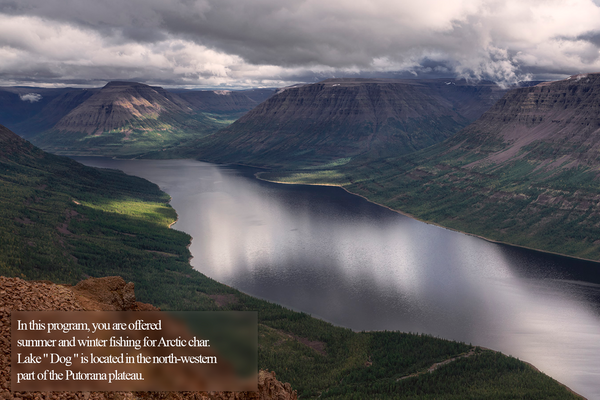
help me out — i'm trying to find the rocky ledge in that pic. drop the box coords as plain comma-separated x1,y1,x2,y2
0,276,297,400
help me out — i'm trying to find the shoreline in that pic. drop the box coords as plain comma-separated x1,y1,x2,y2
256,172,600,266
255,171,593,399
79,158,591,399
164,195,193,262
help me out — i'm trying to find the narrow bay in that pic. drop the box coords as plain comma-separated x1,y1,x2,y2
74,157,600,399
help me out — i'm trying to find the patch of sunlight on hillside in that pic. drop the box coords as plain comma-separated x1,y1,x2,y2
301,157,352,170
81,198,176,226
262,169,350,185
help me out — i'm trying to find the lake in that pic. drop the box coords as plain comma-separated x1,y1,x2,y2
74,157,600,399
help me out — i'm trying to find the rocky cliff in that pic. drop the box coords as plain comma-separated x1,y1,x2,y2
447,73,600,169
0,276,297,400
190,78,506,167
302,73,600,261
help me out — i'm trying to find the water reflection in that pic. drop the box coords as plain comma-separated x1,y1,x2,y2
73,157,600,399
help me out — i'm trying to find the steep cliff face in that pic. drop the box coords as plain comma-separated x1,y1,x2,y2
192,78,506,167
314,73,600,261
449,73,600,169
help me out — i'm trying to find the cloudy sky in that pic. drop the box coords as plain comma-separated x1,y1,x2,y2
1,0,600,88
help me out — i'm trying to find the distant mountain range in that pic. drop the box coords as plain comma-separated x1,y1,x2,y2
276,73,600,261
0,87,98,137
184,78,511,167
2,78,532,162
0,82,274,157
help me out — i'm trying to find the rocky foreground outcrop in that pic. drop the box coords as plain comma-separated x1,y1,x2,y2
0,276,297,400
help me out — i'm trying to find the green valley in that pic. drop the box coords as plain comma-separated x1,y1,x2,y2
261,74,600,262
0,124,582,398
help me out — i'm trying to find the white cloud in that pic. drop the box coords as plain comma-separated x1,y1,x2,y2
0,0,599,87
19,93,42,102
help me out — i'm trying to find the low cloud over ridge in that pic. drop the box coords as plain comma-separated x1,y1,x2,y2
1,0,600,87
19,93,42,102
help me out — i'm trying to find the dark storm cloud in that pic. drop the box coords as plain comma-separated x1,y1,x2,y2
1,0,600,87
577,31,600,47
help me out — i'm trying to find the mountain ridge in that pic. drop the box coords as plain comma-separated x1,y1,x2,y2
187,78,508,167
452,73,600,169
51,81,195,134
29,81,251,156
268,73,600,261
0,82,274,157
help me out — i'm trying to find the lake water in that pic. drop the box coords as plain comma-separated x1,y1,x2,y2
74,157,600,399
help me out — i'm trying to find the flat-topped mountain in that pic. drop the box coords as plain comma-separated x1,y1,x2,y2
0,83,274,157
447,73,600,168
51,81,193,135
190,78,507,167
31,81,221,155
288,73,600,261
